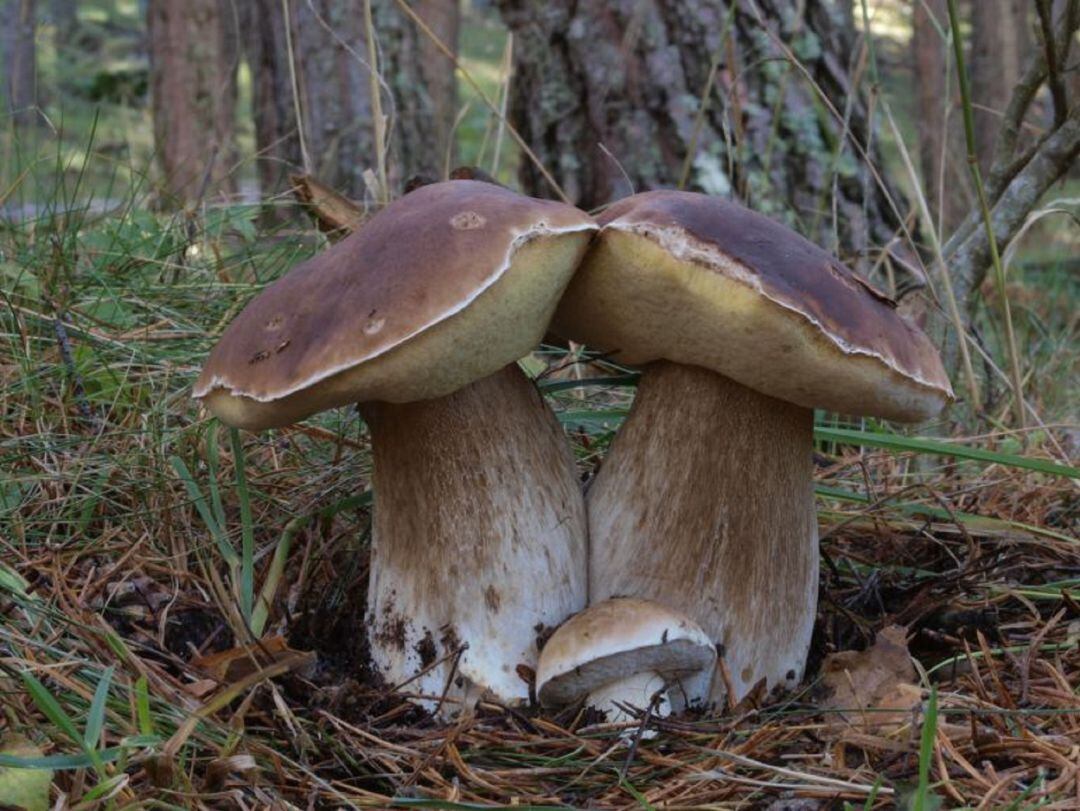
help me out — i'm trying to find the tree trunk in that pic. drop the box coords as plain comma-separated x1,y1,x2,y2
1,0,39,129
243,0,460,203
496,0,916,292
405,0,461,174
49,0,77,48
147,0,238,206
241,0,303,205
916,0,1079,404
912,0,968,234
971,0,1030,172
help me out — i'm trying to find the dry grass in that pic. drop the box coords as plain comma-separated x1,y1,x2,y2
1,216,1077,807
1,38,1077,799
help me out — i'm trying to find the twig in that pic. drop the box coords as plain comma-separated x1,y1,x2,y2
51,308,96,428
362,0,389,205
618,690,662,779
1035,0,1068,127
693,748,896,795
490,33,513,177
281,0,311,174
678,5,736,190
948,0,1079,255
882,106,980,408
946,0,1025,427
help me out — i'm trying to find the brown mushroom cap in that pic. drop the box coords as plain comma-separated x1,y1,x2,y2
194,180,596,429
552,190,953,421
536,598,716,710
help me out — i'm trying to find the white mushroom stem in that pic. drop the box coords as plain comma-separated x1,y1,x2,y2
586,671,671,723
588,361,818,706
359,363,587,715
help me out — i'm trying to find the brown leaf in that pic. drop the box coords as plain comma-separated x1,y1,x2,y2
290,174,365,237
204,754,258,791
819,624,923,733
192,635,312,684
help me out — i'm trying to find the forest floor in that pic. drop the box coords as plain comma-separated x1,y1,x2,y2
2,5,1079,809
0,185,1077,807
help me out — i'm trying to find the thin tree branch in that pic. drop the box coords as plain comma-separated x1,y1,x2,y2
1035,0,1067,127
946,105,1080,292
944,0,1079,256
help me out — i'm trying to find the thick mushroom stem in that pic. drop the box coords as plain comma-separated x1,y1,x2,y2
588,361,818,706
587,671,671,723
359,363,587,715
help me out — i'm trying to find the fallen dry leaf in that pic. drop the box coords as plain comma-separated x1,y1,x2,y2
0,734,52,811
191,635,313,684
819,624,923,733
290,173,365,236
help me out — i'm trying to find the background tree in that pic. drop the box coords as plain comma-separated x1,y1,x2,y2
933,0,1079,391
499,0,1079,395
912,0,968,232
1,0,39,129
971,0,1030,172
49,0,77,49
242,0,460,203
147,0,238,205
497,0,918,294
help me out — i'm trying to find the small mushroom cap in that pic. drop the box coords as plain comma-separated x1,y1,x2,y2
536,598,717,710
194,181,595,429
553,190,953,421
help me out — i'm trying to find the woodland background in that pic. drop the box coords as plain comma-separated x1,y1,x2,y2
0,0,1077,808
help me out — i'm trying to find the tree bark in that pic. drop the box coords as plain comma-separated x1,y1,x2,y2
971,0,1030,172
243,0,460,203
49,0,77,48
912,0,968,233
405,0,461,174
496,0,916,291
1,0,39,129
147,0,238,205
241,0,304,204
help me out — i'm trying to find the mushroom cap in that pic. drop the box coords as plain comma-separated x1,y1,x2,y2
194,180,596,429
552,190,953,421
536,598,717,710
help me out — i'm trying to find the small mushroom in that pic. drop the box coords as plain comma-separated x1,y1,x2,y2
194,180,597,714
536,598,717,723
553,190,952,706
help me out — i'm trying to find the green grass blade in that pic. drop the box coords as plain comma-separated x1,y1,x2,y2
20,673,85,749
618,773,657,810
251,515,308,637
83,666,114,750
0,736,160,771
230,427,255,625
913,687,939,811
20,671,104,773
205,422,227,533
78,772,127,803
134,676,154,737
813,427,1079,478
863,775,884,809
169,454,238,567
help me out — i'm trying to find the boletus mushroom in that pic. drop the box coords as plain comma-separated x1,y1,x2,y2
194,180,596,713
536,598,716,723
553,190,952,705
